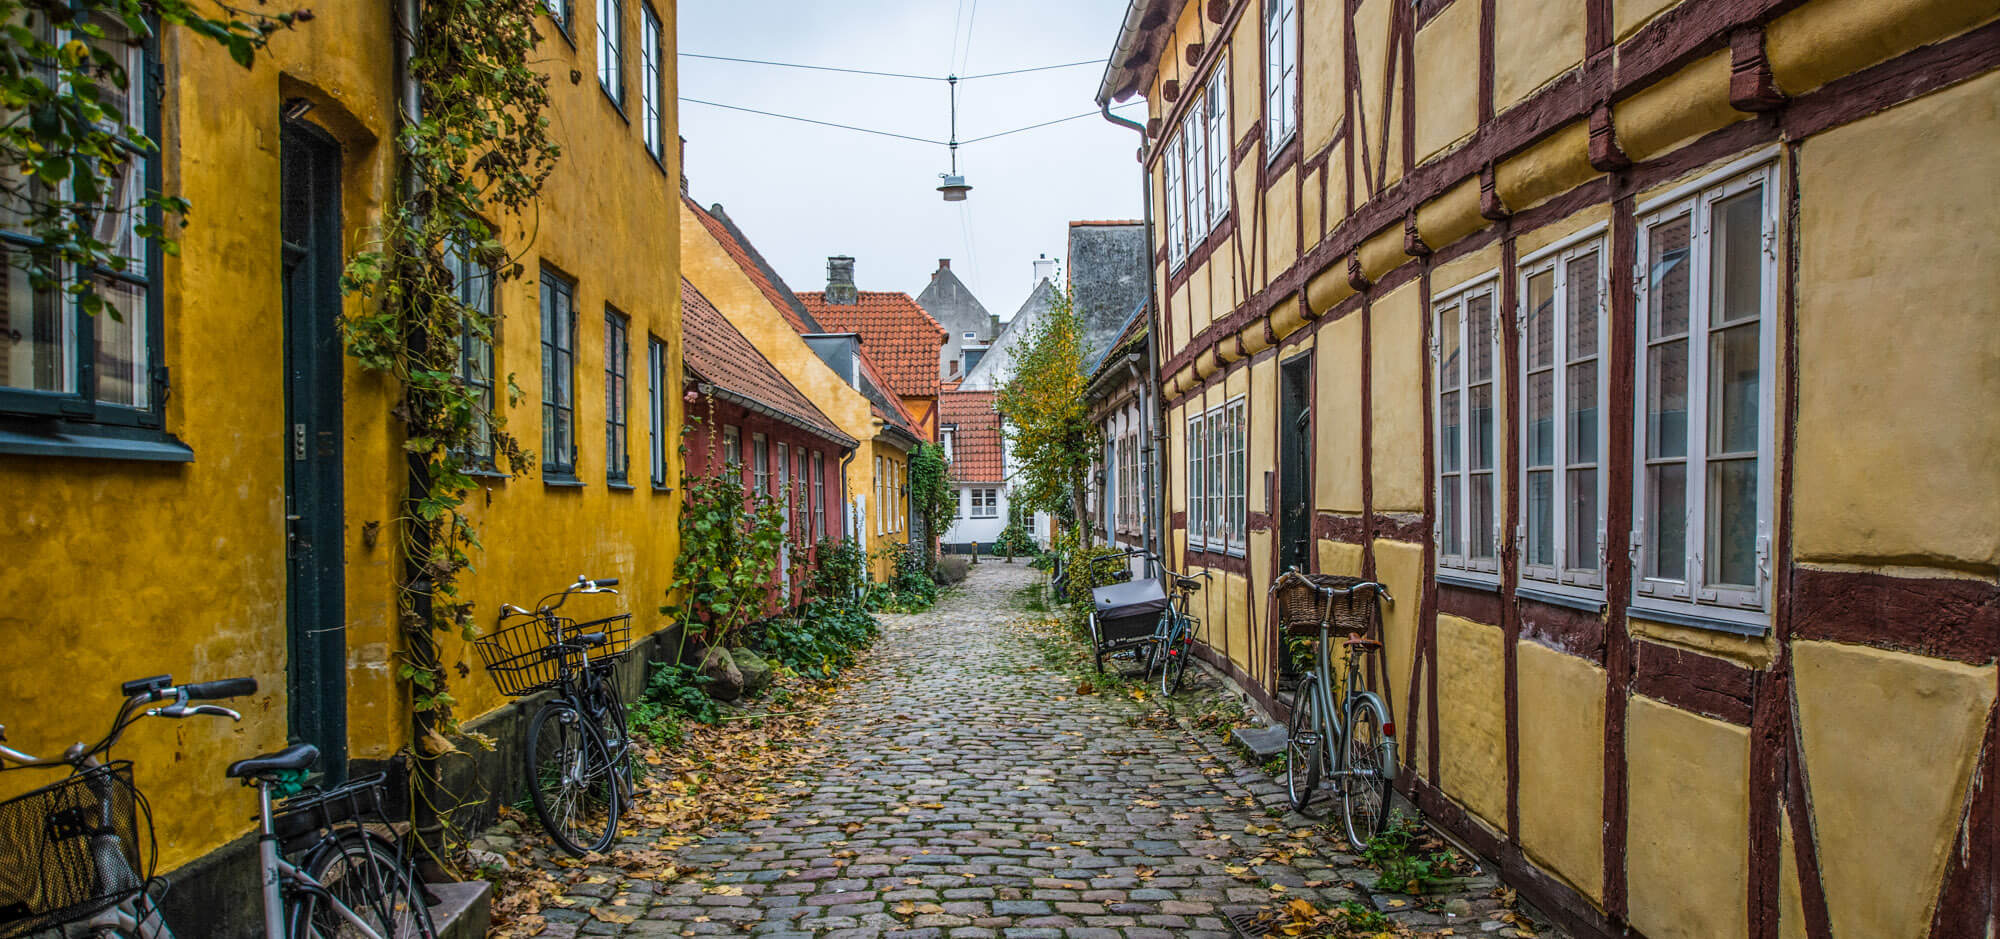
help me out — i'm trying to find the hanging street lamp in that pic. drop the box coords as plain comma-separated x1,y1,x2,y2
938,74,973,201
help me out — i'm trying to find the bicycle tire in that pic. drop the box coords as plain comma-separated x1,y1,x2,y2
1087,613,1105,674
583,670,635,798
525,702,620,857
1284,676,1325,815
286,830,436,939
1339,696,1394,852
1160,621,1192,696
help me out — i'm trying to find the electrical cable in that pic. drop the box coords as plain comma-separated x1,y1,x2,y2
958,59,1106,80
678,52,1107,83
957,103,1143,144
958,0,979,75
678,98,946,145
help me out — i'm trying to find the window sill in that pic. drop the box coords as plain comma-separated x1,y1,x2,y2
463,467,512,480
1628,603,1769,638
0,424,193,463
543,474,585,488
600,86,629,123
1517,584,1606,614
607,480,635,491
652,482,673,494
1436,570,1500,592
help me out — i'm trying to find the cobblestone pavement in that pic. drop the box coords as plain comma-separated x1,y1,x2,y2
524,560,1550,937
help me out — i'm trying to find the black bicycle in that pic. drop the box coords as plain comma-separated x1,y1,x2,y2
476,576,633,857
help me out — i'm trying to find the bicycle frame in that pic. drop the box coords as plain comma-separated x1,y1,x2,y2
1298,620,1396,786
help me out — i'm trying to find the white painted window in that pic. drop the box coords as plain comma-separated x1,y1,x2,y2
722,424,741,469
1182,106,1209,247
1186,411,1206,545
596,0,623,106
1633,160,1778,631
1433,274,1502,580
1519,231,1609,597
1224,399,1247,551
811,451,825,540
753,433,768,496
971,488,999,518
1164,135,1187,269
1264,0,1297,149
1205,62,1231,233
1186,398,1247,553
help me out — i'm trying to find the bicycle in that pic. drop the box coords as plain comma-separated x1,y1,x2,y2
477,575,633,857
0,675,435,938
1271,571,1398,850
1144,567,1210,696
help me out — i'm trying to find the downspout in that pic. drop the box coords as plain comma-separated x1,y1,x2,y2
1122,357,1151,564
1099,100,1165,580
393,0,444,867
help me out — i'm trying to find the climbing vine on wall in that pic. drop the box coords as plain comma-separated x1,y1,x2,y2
338,0,556,753
907,442,955,561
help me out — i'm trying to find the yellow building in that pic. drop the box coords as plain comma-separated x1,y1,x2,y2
1097,0,1999,935
680,198,925,581
0,0,682,925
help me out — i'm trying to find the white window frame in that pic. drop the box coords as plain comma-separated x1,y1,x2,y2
753,432,769,496
1517,227,1610,599
1631,157,1779,632
1205,62,1231,237
1185,411,1206,545
1223,398,1246,552
1186,397,1247,554
1182,107,1209,243
1431,272,1503,581
971,488,999,519
722,424,741,469
1264,0,1297,151
640,5,663,159
1164,135,1187,269
811,451,825,540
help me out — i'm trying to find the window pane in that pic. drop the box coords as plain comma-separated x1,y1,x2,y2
0,251,71,393
1648,216,1692,337
1467,294,1493,383
1469,473,1494,561
1710,322,1759,456
1647,339,1688,460
1470,383,1493,472
1568,467,1598,572
1526,470,1553,567
1526,270,1554,370
1439,390,1460,473
92,277,145,406
1437,303,1460,389
1566,359,1597,464
1527,371,1553,467
1708,458,1758,588
1647,462,1687,581
1440,475,1460,557
1713,188,1763,325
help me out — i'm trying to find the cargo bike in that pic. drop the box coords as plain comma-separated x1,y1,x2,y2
1082,550,1213,695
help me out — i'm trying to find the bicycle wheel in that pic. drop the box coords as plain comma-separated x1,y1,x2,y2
1160,620,1192,696
1087,612,1106,674
1284,675,1326,815
1339,696,1395,852
287,831,436,939
583,668,634,797
525,702,621,857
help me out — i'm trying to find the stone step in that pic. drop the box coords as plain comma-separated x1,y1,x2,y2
427,879,492,939
1228,723,1289,760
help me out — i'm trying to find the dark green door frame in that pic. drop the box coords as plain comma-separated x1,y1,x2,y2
280,119,347,781
1278,352,1314,577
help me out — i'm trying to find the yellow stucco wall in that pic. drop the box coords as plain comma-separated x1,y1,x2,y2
1626,696,1751,939
1315,314,1364,514
1493,0,1584,113
1414,1,1480,163
1793,640,1997,939
1368,284,1423,512
1515,641,1606,901
1434,615,1507,827
1791,72,2000,572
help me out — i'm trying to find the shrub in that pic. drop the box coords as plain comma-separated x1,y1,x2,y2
993,523,1038,559
753,601,880,680
936,554,970,585
808,537,867,602
635,660,719,743
865,542,938,612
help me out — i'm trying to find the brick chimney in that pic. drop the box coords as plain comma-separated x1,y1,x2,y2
825,256,858,305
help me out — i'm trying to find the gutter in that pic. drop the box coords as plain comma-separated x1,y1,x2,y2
1097,99,1167,580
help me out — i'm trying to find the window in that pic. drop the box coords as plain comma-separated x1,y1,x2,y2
971,488,998,518
777,441,790,518
539,269,577,477
640,6,664,159
1185,399,1247,551
1265,0,1298,148
1633,162,1777,628
647,336,668,487
0,15,166,441
1164,135,1187,268
752,432,769,496
1225,404,1246,551
874,456,885,534
1205,66,1231,228
1520,234,1608,595
1433,276,1501,578
604,308,629,483
963,331,977,341
596,0,623,106
722,423,741,472
1186,411,1206,545
811,451,825,540
545,0,570,33
941,427,955,461
1182,107,1209,243
446,246,495,466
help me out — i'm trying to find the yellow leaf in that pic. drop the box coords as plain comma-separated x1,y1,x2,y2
587,907,637,924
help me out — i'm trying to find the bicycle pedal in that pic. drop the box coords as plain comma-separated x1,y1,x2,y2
1294,733,1321,748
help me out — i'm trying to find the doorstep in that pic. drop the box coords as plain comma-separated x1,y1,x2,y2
428,879,492,939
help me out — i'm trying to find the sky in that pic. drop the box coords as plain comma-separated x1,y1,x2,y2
676,0,1144,323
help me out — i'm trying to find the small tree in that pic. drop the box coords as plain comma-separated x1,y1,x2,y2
907,442,955,567
997,286,1101,549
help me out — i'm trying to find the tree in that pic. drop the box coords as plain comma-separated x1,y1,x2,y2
996,286,1101,548
907,441,956,567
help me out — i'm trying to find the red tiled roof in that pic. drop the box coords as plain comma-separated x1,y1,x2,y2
798,291,946,400
858,354,924,441
680,279,854,447
685,198,820,335
940,389,1003,484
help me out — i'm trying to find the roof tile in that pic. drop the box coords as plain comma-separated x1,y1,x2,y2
681,278,853,446
940,389,1004,485
799,291,946,400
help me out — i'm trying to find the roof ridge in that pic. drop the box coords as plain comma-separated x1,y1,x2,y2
680,277,851,444
701,200,822,334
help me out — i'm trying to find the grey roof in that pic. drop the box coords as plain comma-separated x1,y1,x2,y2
960,277,1059,391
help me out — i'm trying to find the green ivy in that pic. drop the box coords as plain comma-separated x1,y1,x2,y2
660,399,789,652
907,442,954,561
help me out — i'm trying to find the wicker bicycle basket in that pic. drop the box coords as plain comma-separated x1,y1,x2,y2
475,612,635,697
0,761,150,938
1275,573,1377,637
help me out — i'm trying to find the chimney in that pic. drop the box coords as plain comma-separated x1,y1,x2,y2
678,136,688,196
938,258,951,270
825,256,858,305
1032,253,1058,286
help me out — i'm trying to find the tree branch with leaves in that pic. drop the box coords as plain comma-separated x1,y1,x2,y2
996,285,1100,549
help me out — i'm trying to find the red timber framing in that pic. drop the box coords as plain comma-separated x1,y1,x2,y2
1139,1,2000,936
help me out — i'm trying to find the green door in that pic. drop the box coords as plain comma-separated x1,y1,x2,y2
280,120,347,779
1278,352,1314,575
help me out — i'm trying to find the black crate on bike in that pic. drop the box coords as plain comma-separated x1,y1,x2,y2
0,761,150,938
1090,578,1168,645
272,772,396,850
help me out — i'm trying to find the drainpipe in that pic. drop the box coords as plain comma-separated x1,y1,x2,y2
1122,357,1152,565
1098,100,1166,581
392,0,445,869
839,446,859,590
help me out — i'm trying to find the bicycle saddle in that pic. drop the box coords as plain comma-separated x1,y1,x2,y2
1342,635,1383,650
1174,575,1204,592
227,743,320,779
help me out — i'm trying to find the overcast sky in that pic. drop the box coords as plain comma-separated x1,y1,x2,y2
677,0,1143,322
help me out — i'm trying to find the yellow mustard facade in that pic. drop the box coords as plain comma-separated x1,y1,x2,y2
1100,0,2000,935
0,0,683,883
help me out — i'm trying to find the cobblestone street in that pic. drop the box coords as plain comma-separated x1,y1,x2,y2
520,560,1544,937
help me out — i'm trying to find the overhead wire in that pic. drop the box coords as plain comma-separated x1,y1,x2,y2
679,98,1144,149
678,52,1105,83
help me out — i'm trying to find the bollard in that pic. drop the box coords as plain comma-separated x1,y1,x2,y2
971,541,980,564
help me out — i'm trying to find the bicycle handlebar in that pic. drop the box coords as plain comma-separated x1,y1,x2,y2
185,677,258,701
0,675,253,770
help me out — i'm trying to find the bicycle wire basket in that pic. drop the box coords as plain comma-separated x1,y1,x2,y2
273,772,395,851
475,612,635,698
0,761,152,938
1275,573,1376,637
